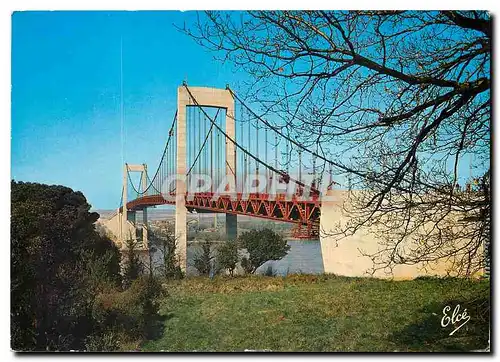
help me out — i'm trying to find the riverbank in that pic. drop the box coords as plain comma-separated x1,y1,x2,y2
140,274,489,352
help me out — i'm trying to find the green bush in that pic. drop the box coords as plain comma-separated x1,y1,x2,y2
11,181,122,351
240,256,254,274
92,276,166,347
122,239,144,288
150,225,183,279
193,241,214,276
85,331,120,352
10,181,163,352
238,228,290,274
216,241,239,276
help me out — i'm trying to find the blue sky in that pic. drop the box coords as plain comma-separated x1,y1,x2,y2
11,11,486,210
12,11,246,209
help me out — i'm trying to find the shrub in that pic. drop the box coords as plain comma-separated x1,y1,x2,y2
240,256,254,274
85,331,120,352
122,238,144,288
193,241,214,276
238,228,290,274
216,240,239,276
150,225,183,279
92,276,165,347
10,181,122,351
10,181,165,352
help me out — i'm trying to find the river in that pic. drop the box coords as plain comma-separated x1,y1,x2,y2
150,239,324,276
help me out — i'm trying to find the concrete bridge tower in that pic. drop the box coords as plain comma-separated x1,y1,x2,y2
120,163,149,249
176,86,236,272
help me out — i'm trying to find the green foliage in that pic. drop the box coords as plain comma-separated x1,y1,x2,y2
122,238,143,288
189,231,224,242
216,240,239,276
238,228,290,274
82,247,122,294
11,181,122,351
84,331,120,352
193,241,214,276
10,180,164,351
150,225,183,279
240,257,253,274
92,276,166,348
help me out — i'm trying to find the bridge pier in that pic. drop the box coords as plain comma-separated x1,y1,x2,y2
140,165,148,249
142,207,148,248
226,214,237,240
127,210,136,225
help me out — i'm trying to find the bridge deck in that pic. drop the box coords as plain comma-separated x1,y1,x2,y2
125,192,321,226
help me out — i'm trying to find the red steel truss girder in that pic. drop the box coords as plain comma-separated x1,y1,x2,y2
125,192,321,226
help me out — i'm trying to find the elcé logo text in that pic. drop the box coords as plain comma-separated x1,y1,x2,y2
440,304,471,336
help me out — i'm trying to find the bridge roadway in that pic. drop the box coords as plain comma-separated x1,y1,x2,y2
124,191,321,230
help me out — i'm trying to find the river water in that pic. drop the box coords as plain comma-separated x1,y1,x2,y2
151,240,324,276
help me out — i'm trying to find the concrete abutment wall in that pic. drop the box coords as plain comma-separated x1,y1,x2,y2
319,190,484,279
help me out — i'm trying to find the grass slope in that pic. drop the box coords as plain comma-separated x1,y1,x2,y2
141,275,490,352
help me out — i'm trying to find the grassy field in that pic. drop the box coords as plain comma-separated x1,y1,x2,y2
141,274,490,352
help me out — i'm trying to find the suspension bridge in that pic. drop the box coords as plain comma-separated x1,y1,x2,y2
103,83,341,272
100,83,472,279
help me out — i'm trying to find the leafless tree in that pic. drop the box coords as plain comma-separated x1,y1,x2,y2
182,11,490,276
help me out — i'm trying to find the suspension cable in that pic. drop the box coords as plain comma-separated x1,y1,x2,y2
186,108,220,176
125,111,177,197
227,88,345,184
229,87,457,195
184,84,317,192
126,164,141,195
